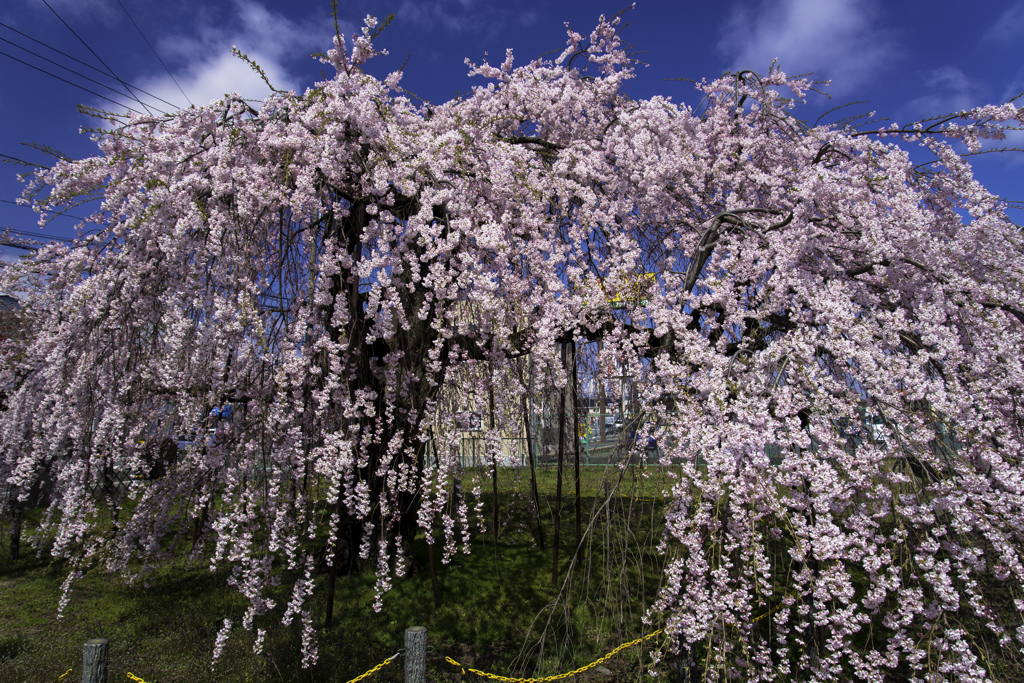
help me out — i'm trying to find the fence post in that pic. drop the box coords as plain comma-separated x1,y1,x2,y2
82,638,108,683
404,626,426,683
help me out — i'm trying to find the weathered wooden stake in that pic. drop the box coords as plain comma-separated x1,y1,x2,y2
404,626,427,683
82,638,108,683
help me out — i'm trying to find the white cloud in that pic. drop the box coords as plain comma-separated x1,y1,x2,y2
982,2,1024,47
26,0,118,25
128,0,344,111
896,67,1024,168
717,0,896,93
137,53,296,111
395,0,536,37
901,66,984,118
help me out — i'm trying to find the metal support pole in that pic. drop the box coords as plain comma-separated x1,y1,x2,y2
404,626,426,683
82,638,108,683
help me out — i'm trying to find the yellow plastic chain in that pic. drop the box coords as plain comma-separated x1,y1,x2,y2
345,653,399,683
57,669,72,681
127,674,149,683
445,629,663,682
752,590,802,624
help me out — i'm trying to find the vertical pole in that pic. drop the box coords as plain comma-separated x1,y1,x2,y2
82,638,108,683
404,626,427,683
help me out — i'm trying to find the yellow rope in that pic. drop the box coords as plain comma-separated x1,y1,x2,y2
445,629,663,681
127,674,149,683
445,590,800,682
57,669,72,681
344,653,399,683
752,590,801,624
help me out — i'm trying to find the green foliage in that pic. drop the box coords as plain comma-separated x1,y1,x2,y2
0,466,677,682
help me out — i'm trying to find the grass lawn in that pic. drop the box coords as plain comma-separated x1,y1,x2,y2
0,464,679,683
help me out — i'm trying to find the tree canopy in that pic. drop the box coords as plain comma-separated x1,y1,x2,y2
2,13,1024,680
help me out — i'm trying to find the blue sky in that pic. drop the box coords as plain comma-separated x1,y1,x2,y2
1,0,1022,261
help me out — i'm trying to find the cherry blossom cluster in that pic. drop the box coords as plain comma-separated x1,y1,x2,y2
1,12,1022,680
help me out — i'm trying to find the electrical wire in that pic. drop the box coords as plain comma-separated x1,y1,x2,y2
4,227,77,242
0,36,166,114
115,0,193,107
0,21,180,111
0,48,145,115
39,0,153,115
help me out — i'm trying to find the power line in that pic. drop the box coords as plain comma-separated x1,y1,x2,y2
39,0,154,115
115,0,193,107
0,48,145,115
0,21,181,111
6,230,75,243
5,224,79,241
1,199,88,223
0,36,168,115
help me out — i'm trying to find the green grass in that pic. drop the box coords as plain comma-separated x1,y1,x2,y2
0,465,679,683
4,463,1021,682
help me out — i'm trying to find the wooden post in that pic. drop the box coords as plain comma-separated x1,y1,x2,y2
404,626,427,683
82,638,108,683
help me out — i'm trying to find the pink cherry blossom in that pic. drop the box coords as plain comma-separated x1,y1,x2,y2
1,13,1022,680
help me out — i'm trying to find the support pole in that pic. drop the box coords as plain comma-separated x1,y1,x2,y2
82,638,108,683
404,626,427,683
